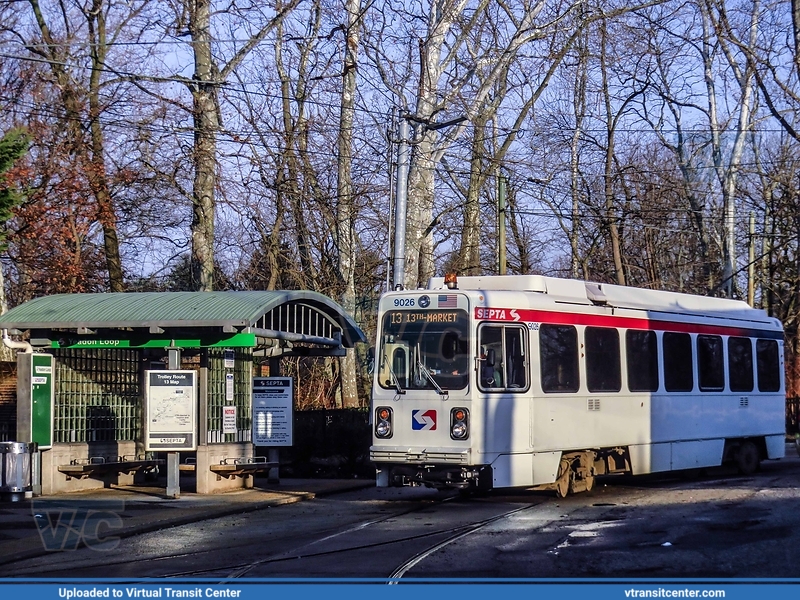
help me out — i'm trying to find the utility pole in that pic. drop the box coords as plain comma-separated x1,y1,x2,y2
748,212,755,307
391,113,465,289
722,200,736,298
392,118,410,290
498,174,507,275
386,109,396,292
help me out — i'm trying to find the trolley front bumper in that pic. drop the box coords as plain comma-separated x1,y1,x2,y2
369,446,471,465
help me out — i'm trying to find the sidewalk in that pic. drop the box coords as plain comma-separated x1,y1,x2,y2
0,477,374,566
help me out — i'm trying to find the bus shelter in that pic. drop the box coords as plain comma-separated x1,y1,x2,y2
0,291,366,495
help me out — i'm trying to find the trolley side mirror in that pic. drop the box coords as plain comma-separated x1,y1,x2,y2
366,347,375,375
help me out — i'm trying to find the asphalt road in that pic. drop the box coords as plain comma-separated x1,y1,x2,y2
10,445,800,580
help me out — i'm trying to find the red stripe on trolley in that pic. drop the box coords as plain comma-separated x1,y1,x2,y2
474,307,782,339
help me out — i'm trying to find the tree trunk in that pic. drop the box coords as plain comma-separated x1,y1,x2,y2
28,0,124,291
403,2,463,288
275,9,320,290
570,31,588,280
600,19,626,286
336,0,362,408
457,117,488,275
405,135,439,288
188,0,218,292
86,0,124,292
704,0,759,297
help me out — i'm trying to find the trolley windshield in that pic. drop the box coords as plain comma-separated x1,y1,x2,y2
378,309,470,391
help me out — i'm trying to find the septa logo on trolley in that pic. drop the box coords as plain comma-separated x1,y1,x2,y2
475,307,521,321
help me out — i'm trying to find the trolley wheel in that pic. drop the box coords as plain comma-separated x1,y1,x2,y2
555,460,571,498
735,440,760,475
584,475,595,493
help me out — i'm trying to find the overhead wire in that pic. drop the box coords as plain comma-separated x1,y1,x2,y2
3,38,800,226
3,45,800,139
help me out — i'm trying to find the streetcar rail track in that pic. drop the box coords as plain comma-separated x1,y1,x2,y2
387,503,537,582
11,495,546,580
7,494,461,578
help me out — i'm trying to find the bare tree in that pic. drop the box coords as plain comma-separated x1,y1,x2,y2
570,25,590,279
703,0,759,297
180,0,299,291
20,0,141,291
730,1,800,143
376,0,659,288
336,0,363,407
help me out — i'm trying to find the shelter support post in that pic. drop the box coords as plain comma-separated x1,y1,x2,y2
166,452,180,499
166,347,181,499
31,446,41,496
267,448,280,484
268,356,281,484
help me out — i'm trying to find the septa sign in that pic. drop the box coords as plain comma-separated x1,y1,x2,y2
412,409,437,431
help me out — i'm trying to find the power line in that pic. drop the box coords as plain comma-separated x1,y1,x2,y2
5,49,800,138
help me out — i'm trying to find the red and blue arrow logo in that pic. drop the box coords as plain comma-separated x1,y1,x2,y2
412,410,437,431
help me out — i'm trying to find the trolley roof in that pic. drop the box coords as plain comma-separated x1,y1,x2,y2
426,275,781,330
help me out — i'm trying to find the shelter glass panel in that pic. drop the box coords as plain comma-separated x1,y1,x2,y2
52,349,141,443
207,348,253,443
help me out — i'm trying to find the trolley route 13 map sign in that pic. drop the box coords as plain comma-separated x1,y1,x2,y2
252,377,293,446
145,370,197,451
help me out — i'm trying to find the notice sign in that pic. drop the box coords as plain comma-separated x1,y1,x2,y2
145,370,197,451
252,377,293,446
222,406,237,434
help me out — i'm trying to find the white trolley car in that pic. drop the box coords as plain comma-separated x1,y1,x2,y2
369,274,785,496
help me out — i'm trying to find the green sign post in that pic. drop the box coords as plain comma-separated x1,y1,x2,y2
17,353,54,449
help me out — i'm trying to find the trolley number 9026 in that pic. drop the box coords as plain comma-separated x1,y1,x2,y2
393,298,416,307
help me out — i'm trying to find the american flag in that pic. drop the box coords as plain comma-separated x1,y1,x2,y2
438,294,457,308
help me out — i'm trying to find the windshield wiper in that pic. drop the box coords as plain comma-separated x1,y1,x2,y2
382,353,405,395
415,345,448,398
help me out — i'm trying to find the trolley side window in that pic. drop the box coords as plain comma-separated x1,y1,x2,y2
585,327,621,392
505,326,528,389
663,332,693,392
728,337,754,392
756,339,781,392
626,330,659,392
540,324,579,393
478,324,529,392
697,334,724,392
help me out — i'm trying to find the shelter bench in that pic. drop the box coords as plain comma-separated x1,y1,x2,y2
58,455,164,480
209,456,277,479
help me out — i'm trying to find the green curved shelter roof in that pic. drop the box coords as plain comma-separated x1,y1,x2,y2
0,290,366,348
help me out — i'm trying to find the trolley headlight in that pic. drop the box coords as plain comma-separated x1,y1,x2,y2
375,407,393,439
450,407,469,440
